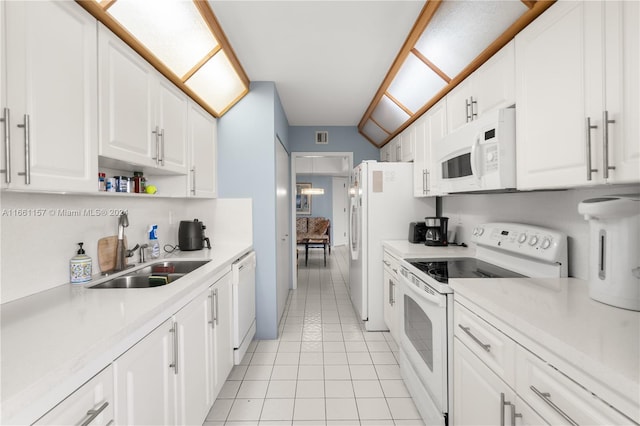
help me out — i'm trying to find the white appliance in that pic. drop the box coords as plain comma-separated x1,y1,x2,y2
349,161,434,331
436,107,516,194
398,223,567,425
232,251,257,364
578,194,640,311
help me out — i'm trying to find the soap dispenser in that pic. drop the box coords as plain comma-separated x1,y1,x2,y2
70,242,92,283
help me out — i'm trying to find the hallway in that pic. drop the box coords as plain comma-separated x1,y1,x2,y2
204,246,425,425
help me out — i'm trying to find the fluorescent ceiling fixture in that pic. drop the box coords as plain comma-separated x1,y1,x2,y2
108,0,220,78
362,120,389,145
78,0,249,118
186,50,247,114
359,0,549,147
301,187,325,195
371,95,411,133
414,1,528,78
387,52,447,114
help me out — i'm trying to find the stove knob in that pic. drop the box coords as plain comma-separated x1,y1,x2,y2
476,227,484,236
518,233,527,244
529,236,539,246
541,238,552,249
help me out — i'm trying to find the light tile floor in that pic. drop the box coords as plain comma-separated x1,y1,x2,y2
204,246,425,426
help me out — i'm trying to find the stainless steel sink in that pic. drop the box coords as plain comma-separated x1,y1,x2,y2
128,260,211,275
90,260,210,289
90,273,186,289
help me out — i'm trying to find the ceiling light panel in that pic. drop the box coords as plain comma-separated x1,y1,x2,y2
414,0,528,78
108,0,219,77
371,95,411,133
186,50,246,114
387,52,447,114
362,120,389,146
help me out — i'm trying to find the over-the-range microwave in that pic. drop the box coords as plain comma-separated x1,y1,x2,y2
435,107,516,194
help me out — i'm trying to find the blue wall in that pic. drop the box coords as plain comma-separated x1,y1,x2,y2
289,126,379,165
218,81,288,339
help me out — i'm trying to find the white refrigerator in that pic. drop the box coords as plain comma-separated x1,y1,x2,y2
349,161,435,331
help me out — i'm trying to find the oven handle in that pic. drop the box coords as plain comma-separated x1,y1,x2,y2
400,267,445,307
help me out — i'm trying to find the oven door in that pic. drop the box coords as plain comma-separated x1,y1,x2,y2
399,267,449,415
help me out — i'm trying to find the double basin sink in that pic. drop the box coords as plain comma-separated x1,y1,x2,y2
90,260,210,289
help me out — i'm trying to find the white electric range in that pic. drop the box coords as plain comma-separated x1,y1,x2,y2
394,222,568,426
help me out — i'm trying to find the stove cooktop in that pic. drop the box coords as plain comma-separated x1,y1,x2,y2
405,257,525,284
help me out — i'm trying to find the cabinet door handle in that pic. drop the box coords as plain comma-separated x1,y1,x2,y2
214,288,219,326
458,324,491,352
425,170,430,195
388,279,393,306
391,281,395,305
169,322,179,375
80,401,109,426
500,392,510,426
16,114,30,185
383,260,391,267
191,166,196,195
1,107,11,183
152,126,160,165
530,385,578,426
159,128,165,166
602,110,615,179
470,96,478,120
465,99,471,122
422,169,427,194
585,117,598,180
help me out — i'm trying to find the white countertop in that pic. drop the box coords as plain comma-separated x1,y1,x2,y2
0,242,252,424
382,240,475,259
451,277,640,422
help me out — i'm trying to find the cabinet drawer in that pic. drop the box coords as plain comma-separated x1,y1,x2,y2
515,346,634,425
34,365,114,426
454,302,516,385
383,251,400,277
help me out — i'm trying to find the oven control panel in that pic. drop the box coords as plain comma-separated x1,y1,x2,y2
472,222,567,265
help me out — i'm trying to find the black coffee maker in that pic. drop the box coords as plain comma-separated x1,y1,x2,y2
424,217,448,246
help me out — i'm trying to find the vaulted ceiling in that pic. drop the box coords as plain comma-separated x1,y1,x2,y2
209,1,426,126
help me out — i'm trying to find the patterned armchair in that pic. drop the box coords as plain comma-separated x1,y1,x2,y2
296,217,331,249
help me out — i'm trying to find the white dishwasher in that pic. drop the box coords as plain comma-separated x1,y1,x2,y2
232,251,256,364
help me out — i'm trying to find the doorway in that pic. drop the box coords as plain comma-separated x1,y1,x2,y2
290,152,353,290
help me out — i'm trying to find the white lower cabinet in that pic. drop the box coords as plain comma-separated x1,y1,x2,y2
382,250,400,341
114,271,234,425
515,346,631,425
35,366,114,426
114,319,177,425
176,290,214,426
453,338,520,426
210,272,234,397
453,299,634,426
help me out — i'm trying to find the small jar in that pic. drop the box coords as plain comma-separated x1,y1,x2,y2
115,176,130,193
133,171,146,193
98,173,106,191
106,178,116,192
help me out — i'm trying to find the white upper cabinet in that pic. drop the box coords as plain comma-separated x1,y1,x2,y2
188,101,217,198
447,40,515,134
413,98,446,197
98,24,187,175
400,126,414,162
157,79,189,174
602,1,640,183
1,1,98,192
516,1,639,189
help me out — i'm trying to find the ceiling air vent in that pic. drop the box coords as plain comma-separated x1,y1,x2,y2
315,131,329,144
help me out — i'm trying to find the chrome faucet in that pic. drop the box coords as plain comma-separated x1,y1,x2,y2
114,212,139,272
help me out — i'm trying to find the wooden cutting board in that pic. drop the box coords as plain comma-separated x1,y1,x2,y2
97,236,127,272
